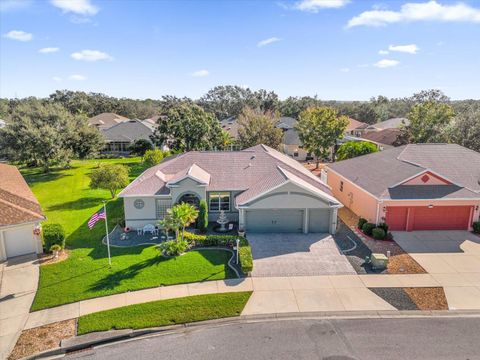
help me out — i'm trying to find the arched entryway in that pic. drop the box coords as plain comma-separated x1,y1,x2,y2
177,193,200,209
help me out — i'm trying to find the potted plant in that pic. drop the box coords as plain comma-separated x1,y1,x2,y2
50,244,62,259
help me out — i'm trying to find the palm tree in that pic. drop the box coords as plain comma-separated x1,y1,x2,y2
160,203,199,241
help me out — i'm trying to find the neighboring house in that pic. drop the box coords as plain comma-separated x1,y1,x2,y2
326,144,480,231
102,119,155,154
0,164,45,260
220,116,239,138
364,117,409,133
119,144,342,234
88,112,129,130
282,128,311,161
345,118,368,137
361,128,402,150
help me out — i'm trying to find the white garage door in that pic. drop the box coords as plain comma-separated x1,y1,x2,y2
308,209,331,233
3,227,36,258
246,209,304,233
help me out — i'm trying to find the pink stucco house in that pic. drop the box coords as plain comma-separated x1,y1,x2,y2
325,144,480,231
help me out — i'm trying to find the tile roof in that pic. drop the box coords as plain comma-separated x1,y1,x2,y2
101,119,154,143
328,144,480,200
88,113,129,129
368,117,410,130
362,128,401,146
0,164,45,227
119,144,336,206
346,118,368,132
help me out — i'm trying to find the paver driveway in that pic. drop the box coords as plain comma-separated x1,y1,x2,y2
248,233,356,277
393,231,480,310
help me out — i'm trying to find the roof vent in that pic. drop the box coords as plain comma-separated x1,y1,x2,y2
251,155,256,160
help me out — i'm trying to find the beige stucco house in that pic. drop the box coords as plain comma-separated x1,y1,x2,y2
0,164,45,261
119,144,342,234
326,144,480,231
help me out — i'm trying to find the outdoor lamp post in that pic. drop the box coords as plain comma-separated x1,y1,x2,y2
236,238,240,264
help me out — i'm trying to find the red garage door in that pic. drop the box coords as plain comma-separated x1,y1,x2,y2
386,206,472,231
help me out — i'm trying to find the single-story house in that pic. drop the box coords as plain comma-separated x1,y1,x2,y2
88,112,129,130
361,128,402,149
102,119,155,154
364,117,410,134
0,164,45,260
119,144,342,234
325,144,480,231
345,118,369,137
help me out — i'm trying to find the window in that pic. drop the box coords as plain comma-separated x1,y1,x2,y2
156,199,171,219
340,181,344,192
209,192,230,212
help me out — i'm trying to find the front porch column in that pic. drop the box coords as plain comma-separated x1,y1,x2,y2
303,208,308,234
329,208,338,235
239,208,245,231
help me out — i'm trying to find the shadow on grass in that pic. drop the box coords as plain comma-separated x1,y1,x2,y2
47,197,107,211
21,169,71,185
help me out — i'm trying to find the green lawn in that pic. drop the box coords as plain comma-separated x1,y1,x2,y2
23,159,236,311
77,292,252,335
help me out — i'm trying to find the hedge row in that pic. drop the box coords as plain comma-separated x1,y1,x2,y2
183,232,253,274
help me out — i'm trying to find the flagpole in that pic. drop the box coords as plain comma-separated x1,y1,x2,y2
103,201,112,266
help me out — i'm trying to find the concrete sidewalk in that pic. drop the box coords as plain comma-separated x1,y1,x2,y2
0,255,39,360
26,273,443,330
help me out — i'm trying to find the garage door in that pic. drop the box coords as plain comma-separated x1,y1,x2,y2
308,209,331,233
3,227,36,258
246,209,303,233
386,206,472,231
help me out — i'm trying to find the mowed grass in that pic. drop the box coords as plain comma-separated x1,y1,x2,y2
77,292,252,335
22,159,235,311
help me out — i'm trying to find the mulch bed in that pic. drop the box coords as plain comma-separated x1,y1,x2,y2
369,287,448,311
404,287,449,310
38,250,70,265
9,320,76,360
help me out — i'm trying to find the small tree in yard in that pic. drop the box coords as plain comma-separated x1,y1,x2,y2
296,107,349,168
143,149,164,168
129,139,153,156
197,200,208,233
237,107,283,149
89,164,129,198
161,203,199,242
336,141,378,161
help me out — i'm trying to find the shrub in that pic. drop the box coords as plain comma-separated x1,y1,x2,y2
197,200,208,233
361,222,376,236
143,149,164,168
43,223,65,251
357,217,368,229
128,139,153,156
473,221,480,234
372,227,386,240
239,243,253,274
49,244,62,253
377,222,389,233
159,239,189,256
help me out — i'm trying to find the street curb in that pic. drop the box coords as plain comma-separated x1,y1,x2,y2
23,309,480,359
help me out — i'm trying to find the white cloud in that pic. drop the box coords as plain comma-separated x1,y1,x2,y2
191,69,209,77
339,67,350,72
374,59,400,68
50,0,98,15
39,47,59,54
69,74,86,81
347,1,480,28
294,0,349,12
378,49,389,55
389,44,419,54
52,76,63,82
0,0,32,12
257,37,281,47
3,30,32,41
71,49,112,61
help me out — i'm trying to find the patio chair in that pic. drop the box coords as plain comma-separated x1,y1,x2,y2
143,224,156,235
136,228,143,235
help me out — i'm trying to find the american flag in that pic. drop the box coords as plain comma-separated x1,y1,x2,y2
88,208,106,229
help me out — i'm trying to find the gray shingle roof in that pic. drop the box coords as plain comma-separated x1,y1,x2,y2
119,144,335,205
362,128,401,146
369,117,410,130
283,128,301,146
101,119,154,143
328,144,480,200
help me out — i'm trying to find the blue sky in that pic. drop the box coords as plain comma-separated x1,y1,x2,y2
1,0,479,100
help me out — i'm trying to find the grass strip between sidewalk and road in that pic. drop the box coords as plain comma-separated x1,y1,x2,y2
77,291,252,335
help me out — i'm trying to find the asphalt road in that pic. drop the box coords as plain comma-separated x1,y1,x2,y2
67,317,480,360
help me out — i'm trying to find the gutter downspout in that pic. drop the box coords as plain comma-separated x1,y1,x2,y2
376,200,383,225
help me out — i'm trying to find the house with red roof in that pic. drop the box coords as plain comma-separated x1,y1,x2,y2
0,164,45,260
119,144,342,234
